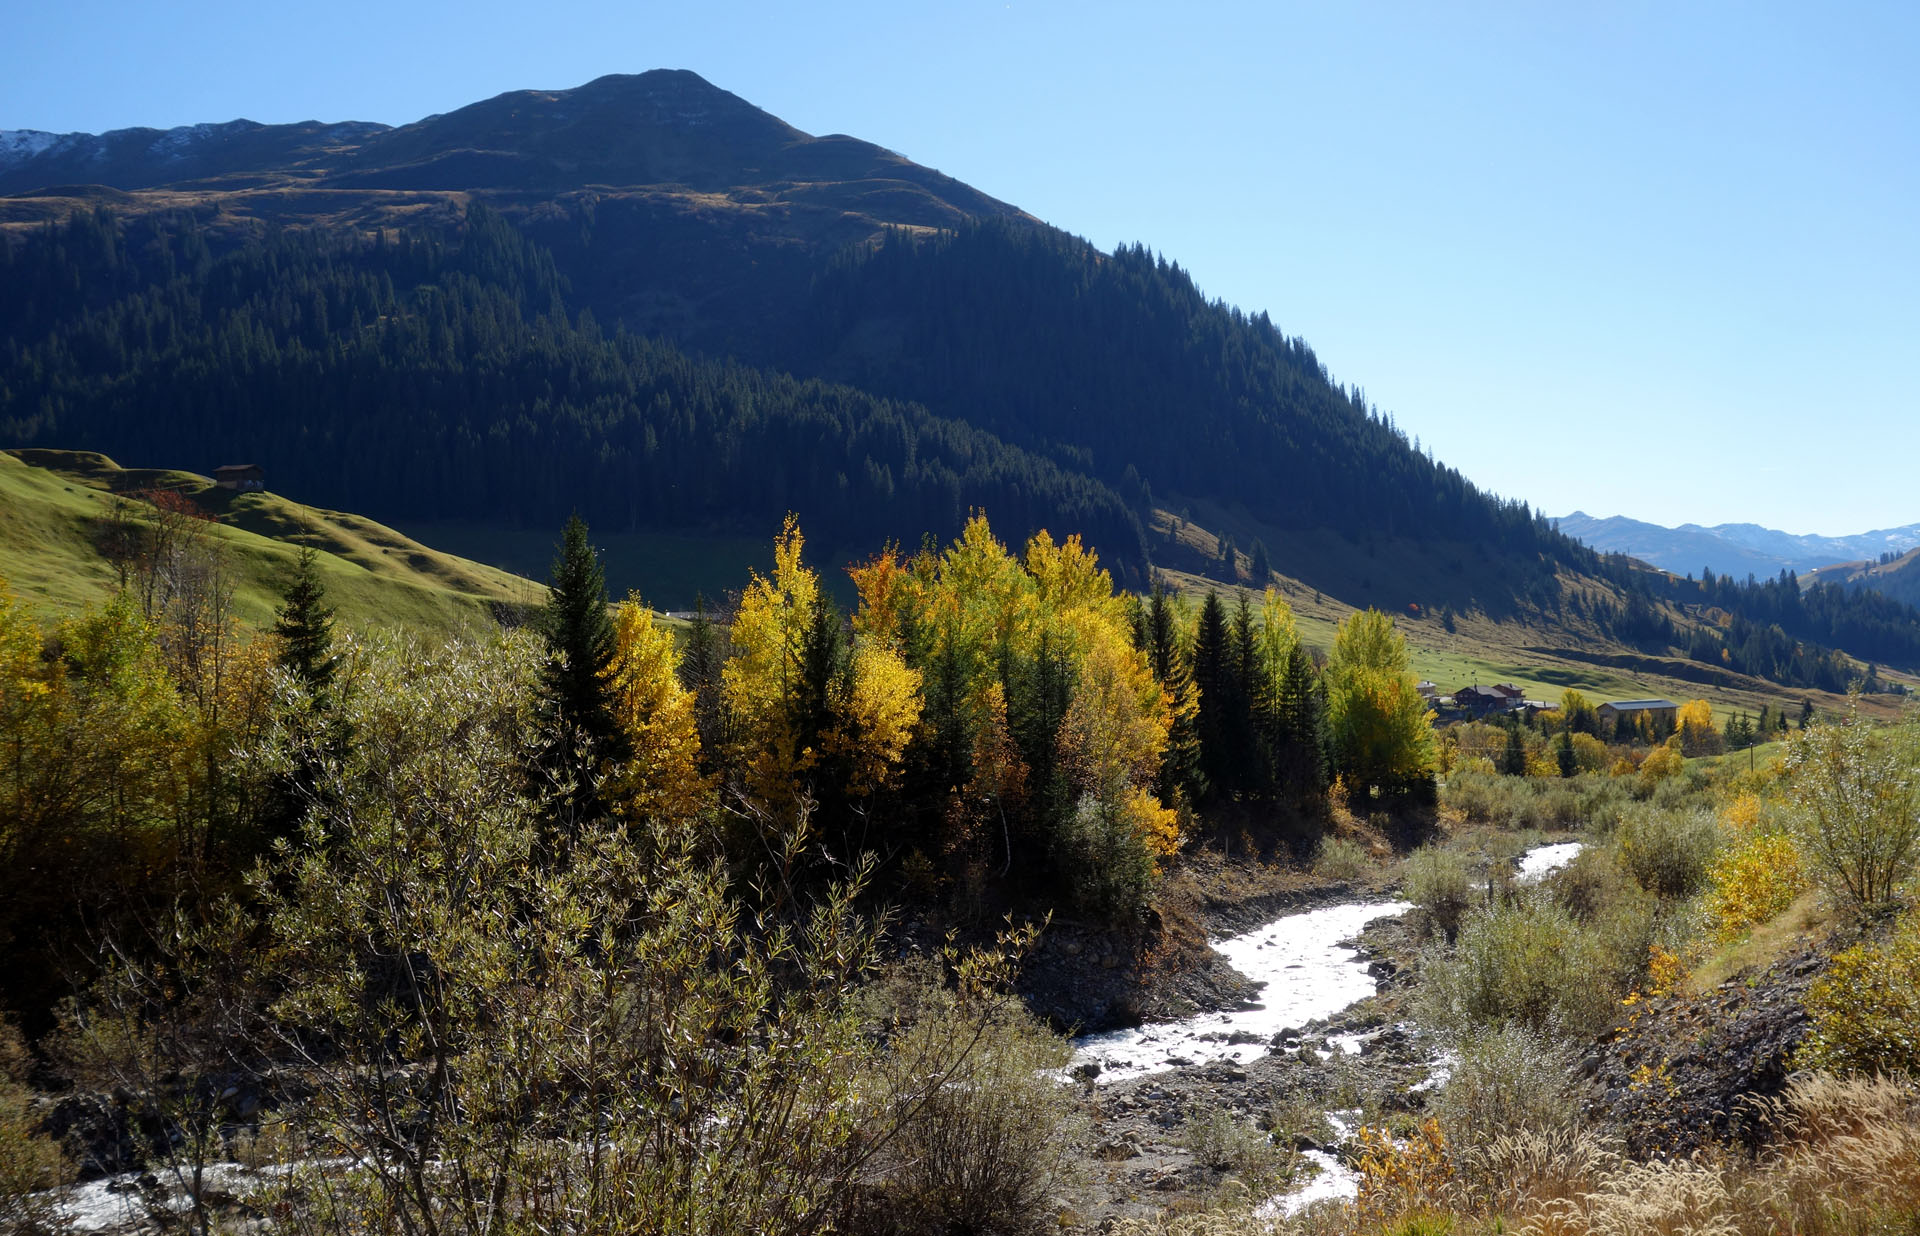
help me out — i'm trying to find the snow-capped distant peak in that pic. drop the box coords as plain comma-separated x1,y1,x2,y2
0,129,65,168
149,122,220,159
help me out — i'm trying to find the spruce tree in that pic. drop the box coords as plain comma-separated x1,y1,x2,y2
274,545,336,699
1191,591,1236,797
540,515,620,756
1554,727,1577,778
682,592,726,764
1501,719,1529,776
1143,586,1204,805
1277,644,1329,798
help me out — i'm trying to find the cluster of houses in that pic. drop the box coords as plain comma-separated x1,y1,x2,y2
1418,679,1679,731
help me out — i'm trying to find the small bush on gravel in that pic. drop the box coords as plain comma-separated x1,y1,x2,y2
1797,914,1920,1077
1402,846,1473,941
1435,1023,1596,1149
1314,835,1372,881
1182,1104,1290,1186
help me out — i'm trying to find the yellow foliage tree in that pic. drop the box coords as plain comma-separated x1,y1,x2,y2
1637,740,1686,789
1055,621,1177,913
836,642,922,797
1326,609,1436,797
605,596,711,828
1570,731,1612,774
1677,698,1721,757
721,515,821,814
723,514,818,747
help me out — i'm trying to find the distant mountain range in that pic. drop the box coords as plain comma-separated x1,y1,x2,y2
1555,511,1920,579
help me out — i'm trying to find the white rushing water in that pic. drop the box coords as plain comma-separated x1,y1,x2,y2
1260,1149,1360,1219
1517,841,1583,880
1072,899,1412,1083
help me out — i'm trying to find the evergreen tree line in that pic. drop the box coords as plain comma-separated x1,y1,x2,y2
0,207,1148,575
1583,554,1920,684
5,207,1909,687
1133,586,1332,811
793,222,1583,581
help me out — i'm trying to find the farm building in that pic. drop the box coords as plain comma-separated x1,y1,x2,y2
1597,699,1679,727
1454,683,1525,716
213,464,265,491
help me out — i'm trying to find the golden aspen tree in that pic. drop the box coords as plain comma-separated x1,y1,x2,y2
1326,609,1436,799
1054,619,1177,913
605,596,711,827
1676,698,1720,756
833,643,922,796
722,515,819,810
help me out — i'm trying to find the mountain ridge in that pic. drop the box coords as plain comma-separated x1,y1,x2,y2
0,70,1024,220
1556,510,1920,579
4,70,1918,690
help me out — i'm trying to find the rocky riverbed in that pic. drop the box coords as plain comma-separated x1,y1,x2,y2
1054,839,1589,1228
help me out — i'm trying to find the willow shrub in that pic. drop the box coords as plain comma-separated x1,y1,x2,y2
1784,709,1920,914
1616,805,1721,899
0,1019,68,1232
1435,1023,1596,1152
1402,845,1472,942
239,630,1076,1236
1418,885,1654,1041
1799,915,1920,1078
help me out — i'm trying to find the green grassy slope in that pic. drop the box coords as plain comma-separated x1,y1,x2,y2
1,449,540,633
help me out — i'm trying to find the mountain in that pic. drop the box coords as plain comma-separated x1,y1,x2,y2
1805,548,1920,613
2,71,1018,210
1555,511,1920,579
0,70,1577,600
3,71,1918,685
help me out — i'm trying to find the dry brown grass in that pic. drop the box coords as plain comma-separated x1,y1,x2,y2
1108,1075,1920,1236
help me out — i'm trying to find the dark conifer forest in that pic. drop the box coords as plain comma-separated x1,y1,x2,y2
3,204,1918,678
0,208,1147,573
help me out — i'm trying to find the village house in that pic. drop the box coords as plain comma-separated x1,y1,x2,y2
1453,682,1526,717
213,463,265,492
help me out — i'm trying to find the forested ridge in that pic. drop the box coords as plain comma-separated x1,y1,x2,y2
796,223,1559,555
0,207,1147,572
3,204,1917,682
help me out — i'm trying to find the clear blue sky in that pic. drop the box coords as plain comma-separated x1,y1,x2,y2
5,1,1915,535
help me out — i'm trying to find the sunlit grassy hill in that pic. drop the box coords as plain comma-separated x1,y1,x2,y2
1,448,540,632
